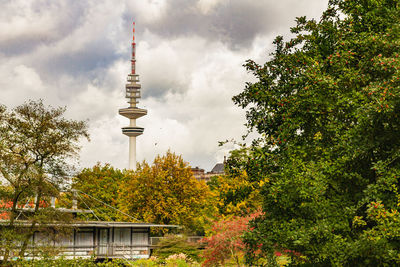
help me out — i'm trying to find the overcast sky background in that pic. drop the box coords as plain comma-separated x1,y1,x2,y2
0,0,329,171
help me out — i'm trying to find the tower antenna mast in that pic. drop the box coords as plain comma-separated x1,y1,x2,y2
119,21,147,170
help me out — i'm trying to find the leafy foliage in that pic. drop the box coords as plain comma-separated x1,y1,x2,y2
233,0,400,265
208,146,266,217
15,257,200,267
118,150,215,233
14,258,126,267
0,100,89,261
73,163,126,221
201,211,262,267
208,173,262,217
153,235,201,263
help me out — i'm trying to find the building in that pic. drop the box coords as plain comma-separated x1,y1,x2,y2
0,191,179,260
0,221,177,260
191,157,226,183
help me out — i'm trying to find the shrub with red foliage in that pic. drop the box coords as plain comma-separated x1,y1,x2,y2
0,200,49,220
201,211,262,266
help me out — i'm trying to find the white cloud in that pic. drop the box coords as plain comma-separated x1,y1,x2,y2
0,0,329,171
0,61,46,107
78,115,127,169
197,0,225,14
135,35,254,168
0,0,64,43
13,65,45,92
126,0,167,24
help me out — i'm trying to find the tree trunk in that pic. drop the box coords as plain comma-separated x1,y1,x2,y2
2,191,23,263
18,189,42,258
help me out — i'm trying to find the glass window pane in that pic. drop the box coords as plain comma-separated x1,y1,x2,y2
132,232,148,246
114,228,131,246
76,231,93,247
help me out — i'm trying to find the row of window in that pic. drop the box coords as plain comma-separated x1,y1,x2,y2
32,227,149,247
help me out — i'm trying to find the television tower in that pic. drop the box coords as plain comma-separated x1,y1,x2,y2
119,22,147,170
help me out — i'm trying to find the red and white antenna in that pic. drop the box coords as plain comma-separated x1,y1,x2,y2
119,20,147,170
131,22,136,74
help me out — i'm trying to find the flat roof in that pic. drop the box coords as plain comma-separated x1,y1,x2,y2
0,220,180,228
71,221,180,228
4,208,94,214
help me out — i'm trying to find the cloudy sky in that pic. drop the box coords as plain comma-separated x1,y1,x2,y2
0,0,328,171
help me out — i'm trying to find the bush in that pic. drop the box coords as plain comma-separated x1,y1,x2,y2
13,258,126,267
153,235,200,263
131,258,159,267
201,212,261,267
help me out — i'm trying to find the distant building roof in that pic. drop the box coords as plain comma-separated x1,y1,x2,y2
191,158,226,182
210,163,224,174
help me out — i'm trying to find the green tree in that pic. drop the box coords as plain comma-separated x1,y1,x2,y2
233,0,400,265
206,145,269,217
208,172,262,217
0,100,89,261
118,150,215,234
73,163,126,221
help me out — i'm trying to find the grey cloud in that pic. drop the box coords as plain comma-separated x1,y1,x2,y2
0,0,329,171
139,0,329,49
1,0,125,87
141,86,175,99
0,1,87,55
1,0,329,102
37,39,121,77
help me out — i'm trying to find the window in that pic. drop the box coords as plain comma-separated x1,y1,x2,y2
114,228,131,246
132,231,148,246
76,230,93,247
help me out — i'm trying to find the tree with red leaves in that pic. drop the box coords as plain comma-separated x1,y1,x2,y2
201,211,261,266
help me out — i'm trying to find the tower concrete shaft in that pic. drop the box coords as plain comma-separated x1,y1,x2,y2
119,22,147,170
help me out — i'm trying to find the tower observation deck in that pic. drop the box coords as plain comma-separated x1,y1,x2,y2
119,22,147,170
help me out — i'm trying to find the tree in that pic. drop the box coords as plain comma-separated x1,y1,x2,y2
118,150,215,233
0,100,89,261
207,147,265,217
208,172,262,217
201,211,262,267
233,0,400,265
73,163,126,221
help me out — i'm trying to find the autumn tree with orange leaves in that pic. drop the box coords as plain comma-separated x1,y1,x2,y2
118,150,216,234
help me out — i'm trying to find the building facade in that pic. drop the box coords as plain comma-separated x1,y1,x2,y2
1,221,178,260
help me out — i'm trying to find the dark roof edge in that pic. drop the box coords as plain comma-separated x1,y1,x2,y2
0,220,181,228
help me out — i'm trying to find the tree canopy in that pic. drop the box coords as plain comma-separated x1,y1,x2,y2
207,146,265,217
73,163,126,221
0,100,89,261
118,150,215,234
201,211,262,267
233,0,400,265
